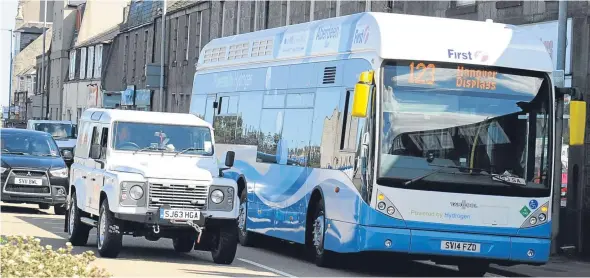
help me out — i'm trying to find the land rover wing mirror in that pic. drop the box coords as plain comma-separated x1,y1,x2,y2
62,149,73,160
225,151,235,168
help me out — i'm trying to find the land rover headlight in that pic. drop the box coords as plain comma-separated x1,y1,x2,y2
129,185,144,200
210,189,224,204
50,167,68,178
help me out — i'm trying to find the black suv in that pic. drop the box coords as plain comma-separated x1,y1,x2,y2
1,128,73,214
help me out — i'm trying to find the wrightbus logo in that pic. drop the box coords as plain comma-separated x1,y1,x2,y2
450,200,478,210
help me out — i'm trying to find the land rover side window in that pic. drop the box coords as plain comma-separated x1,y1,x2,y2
89,126,101,159
100,127,108,159
112,121,213,155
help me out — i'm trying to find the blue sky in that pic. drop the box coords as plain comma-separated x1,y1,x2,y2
1,0,18,109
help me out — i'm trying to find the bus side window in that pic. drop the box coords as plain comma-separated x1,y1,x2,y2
308,88,350,170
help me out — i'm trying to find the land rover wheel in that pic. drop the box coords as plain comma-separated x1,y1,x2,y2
238,190,255,246
210,224,238,265
173,233,196,253
54,204,67,215
312,200,337,267
97,200,122,258
67,192,91,246
38,203,50,210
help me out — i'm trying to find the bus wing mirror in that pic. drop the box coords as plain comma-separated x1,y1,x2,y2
352,71,374,118
570,99,586,146
557,87,586,146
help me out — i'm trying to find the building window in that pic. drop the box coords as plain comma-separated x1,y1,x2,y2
94,44,103,79
195,11,202,60
173,18,179,62
80,47,87,79
87,46,95,79
143,31,149,64
123,35,129,82
454,0,476,6
69,50,76,80
185,14,190,61
133,33,138,81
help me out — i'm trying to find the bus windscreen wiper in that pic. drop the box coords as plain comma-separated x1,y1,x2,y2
404,164,489,186
404,164,526,188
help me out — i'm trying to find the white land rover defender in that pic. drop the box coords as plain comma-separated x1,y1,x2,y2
64,109,239,264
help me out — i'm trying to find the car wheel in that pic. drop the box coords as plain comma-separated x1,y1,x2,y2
97,199,122,258
67,192,91,246
38,203,50,210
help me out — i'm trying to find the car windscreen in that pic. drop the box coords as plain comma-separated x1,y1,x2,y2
1,132,60,157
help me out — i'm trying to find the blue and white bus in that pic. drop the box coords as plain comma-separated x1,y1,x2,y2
190,12,586,275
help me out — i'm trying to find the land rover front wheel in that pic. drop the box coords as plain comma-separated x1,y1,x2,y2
210,224,238,264
67,192,90,246
97,200,122,258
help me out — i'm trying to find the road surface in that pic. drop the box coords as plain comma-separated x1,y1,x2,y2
1,203,504,277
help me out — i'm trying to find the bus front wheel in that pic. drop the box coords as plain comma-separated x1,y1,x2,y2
238,190,256,246
312,200,337,267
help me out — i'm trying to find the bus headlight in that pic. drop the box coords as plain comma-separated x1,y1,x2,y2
538,213,547,222
387,206,395,215
529,217,537,225
378,202,386,210
210,189,224,204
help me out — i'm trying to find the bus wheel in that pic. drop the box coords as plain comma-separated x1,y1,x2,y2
457,262,489,277
238,190,255,246
312,200,336,267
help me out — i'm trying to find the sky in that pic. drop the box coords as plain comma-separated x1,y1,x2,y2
0,0,18,109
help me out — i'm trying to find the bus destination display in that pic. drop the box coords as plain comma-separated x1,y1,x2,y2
403,61,498,91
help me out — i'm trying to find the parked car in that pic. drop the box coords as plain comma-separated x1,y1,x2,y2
1,128,72,214
27,120,77,167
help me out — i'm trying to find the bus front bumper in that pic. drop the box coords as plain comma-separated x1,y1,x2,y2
325,220,550,265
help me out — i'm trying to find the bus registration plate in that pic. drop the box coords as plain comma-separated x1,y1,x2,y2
160,209,200,220
441,240,480,253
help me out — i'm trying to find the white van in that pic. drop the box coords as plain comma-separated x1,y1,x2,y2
65,108,239,264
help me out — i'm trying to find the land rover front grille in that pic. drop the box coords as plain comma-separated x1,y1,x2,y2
148,183,208,209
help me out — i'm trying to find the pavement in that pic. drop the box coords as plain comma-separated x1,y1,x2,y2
2,202,582,277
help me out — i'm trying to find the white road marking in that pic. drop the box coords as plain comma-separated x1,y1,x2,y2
238,258,298,278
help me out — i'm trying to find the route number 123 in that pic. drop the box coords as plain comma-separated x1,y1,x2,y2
408,62,436,85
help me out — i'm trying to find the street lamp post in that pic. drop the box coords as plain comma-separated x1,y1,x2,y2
159,0,167,112
1,28,15,120
8,29,13,120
